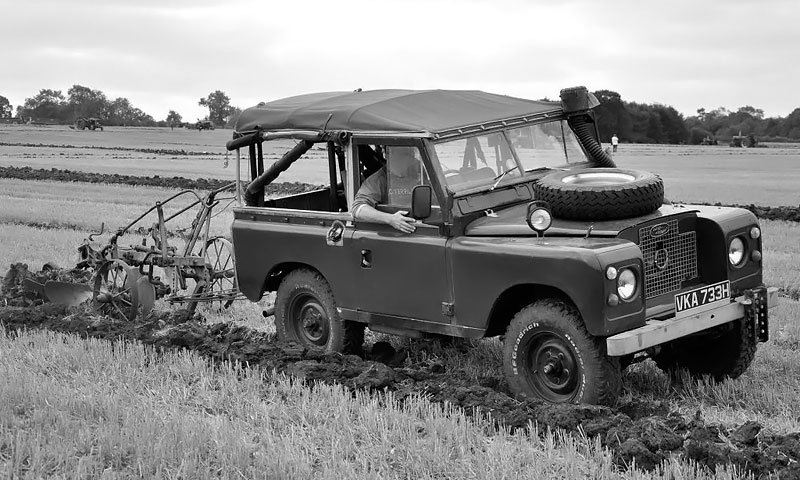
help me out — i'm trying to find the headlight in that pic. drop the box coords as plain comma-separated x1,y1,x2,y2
728,237,745,266
750,227,761,239
617,268,637,300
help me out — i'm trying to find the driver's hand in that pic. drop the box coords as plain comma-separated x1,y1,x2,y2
388,211,416,233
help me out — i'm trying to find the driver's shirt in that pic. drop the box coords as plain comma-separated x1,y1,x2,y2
352,167,416,215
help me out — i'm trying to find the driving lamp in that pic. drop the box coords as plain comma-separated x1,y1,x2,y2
617,268,637,300
526,201,552,233
728,237,746,266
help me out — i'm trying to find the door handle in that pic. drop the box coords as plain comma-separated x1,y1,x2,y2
360,249,372,268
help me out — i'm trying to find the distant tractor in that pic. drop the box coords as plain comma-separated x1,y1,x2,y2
195,120,215,131
729,134,757,148
74,117,104,131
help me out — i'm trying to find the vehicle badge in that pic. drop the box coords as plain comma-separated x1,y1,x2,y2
650,223,670,238
654,248,670,270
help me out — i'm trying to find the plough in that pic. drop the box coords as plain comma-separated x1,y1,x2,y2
43,183,243,320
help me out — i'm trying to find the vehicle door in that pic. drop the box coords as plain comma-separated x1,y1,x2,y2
349,138,452,326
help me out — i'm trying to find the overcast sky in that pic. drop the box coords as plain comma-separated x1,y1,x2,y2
3,0,798,122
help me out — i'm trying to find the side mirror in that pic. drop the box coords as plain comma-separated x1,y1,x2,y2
410,185,432,219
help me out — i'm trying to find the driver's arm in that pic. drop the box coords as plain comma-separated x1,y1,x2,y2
354,204,416,234
352,168,416,233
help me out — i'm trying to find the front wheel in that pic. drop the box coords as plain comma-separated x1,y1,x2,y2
275,269,364,354
503,299,621,405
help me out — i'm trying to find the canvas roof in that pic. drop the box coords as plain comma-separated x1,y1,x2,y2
234,89,562,135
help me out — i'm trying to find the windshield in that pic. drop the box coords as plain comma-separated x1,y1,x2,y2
434,120,589,194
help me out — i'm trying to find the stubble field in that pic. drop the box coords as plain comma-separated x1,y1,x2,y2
1,124,800,479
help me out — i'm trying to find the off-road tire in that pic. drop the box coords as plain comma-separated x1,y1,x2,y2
533,168,664,220
653,318,756,381
502,299,621,405
275,269,364,354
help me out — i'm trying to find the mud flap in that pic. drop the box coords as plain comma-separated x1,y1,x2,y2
744,287,769,342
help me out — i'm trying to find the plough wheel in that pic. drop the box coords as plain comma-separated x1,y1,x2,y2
206,237,237,309
92,259,139,321
188,236,238,314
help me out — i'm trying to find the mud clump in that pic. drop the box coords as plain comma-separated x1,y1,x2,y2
2,305,800,477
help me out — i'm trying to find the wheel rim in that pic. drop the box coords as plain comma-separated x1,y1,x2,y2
560,171,636,186
93,261,135,320
523,331,580,402
289,294,330,346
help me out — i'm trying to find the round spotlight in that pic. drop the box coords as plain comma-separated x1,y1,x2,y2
606,266,618,280
526,202,553,233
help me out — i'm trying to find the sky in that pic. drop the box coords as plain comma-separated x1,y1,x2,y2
2,0,799,123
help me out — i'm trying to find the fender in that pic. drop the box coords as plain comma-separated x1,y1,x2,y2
448,236,646,336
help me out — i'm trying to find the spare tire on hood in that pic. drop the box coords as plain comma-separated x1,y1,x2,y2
533,168,664,220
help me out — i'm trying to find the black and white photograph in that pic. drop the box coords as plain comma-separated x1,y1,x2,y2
1,1,799,478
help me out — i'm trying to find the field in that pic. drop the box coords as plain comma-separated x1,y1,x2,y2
2,125,800,478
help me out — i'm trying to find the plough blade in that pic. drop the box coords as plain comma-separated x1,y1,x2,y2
43,281,93,306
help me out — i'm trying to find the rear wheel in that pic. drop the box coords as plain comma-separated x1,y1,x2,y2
503,299,621,405
275,269,364,354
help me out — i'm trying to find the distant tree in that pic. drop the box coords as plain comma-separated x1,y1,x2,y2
0,96,12,118
592,90,632,141
689,126,713,145
225,106,242,128
199,90,232,126
20,89,68,122
653,104,689,144
106,97,154,126
165,110,183,129
67,85,107,120
737,105,764,120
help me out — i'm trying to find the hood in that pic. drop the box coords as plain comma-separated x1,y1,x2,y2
465,203,702,237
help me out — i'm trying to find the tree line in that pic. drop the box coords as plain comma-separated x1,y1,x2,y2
592,90,800,145
0,85,240,129
2,85,799,143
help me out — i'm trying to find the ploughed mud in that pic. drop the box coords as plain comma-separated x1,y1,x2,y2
0,141,224,156
2,269,800,477
0,166,320,196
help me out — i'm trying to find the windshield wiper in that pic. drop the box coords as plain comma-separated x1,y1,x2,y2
490,165,519,190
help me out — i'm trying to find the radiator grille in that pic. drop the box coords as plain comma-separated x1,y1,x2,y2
639,220,698,299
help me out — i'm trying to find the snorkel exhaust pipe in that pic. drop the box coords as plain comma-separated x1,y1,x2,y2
560,86,616,168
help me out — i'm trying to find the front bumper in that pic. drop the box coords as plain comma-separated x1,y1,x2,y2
606,286,779,356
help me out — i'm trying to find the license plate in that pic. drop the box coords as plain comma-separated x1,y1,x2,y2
675,280,731,314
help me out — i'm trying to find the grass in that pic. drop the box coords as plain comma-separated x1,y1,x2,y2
0,328,679,480
0,178,234,235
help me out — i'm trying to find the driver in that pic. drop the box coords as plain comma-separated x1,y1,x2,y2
352,147,420,233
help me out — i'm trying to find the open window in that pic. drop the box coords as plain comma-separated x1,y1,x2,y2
354,141,441,220
246,139,348,213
